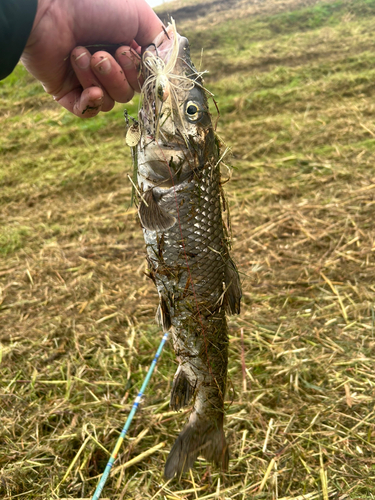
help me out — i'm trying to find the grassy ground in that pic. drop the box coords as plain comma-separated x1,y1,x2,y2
1,0,375,498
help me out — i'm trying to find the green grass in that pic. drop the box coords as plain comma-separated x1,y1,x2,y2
2,0,375,498
0,225,32,255
184,0,375,50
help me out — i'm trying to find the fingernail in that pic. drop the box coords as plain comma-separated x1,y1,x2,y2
75,52,90,69
94,57,111,74
93,95,103,106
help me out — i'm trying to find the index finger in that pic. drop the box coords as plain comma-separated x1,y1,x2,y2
115,46,142,94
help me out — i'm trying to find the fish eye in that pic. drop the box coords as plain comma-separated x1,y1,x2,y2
185,101,200,120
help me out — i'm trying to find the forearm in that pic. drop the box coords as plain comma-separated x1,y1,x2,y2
0,0,38,80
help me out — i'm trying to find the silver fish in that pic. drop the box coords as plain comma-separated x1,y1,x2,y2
130,21,241,479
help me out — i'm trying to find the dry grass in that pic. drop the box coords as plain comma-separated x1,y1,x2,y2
1,0,375,498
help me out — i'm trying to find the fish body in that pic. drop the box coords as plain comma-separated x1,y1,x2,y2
134,22,241,479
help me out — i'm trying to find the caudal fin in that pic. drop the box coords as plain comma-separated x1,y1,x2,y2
164,416,229,479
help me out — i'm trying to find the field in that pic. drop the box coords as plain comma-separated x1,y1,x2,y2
1,0,375,498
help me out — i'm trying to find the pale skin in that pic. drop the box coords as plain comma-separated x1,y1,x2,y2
21,0,164,118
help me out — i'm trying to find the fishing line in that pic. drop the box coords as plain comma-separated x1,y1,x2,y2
91,332,169,500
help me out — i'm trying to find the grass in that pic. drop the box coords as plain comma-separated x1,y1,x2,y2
2,0,375,498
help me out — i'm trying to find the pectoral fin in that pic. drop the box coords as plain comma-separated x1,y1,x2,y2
139,189,176,232
155,295,172,332
224,258,241,315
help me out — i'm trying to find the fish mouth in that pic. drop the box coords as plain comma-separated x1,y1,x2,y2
141,29,190,75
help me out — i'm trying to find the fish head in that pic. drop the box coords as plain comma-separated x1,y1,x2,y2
138,21,216,189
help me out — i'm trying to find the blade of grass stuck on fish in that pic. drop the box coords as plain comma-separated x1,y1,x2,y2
91,332,169,500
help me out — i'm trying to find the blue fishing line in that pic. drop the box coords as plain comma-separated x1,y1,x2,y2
91,331,169,500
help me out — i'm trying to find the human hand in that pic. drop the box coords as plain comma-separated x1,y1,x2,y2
21,0,163,117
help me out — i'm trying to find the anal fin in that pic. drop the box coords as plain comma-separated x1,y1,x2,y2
139,188,176,232
170,365,194,411
224,257,242,315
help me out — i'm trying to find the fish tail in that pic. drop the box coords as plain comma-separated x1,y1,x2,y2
164,413,229,479
170,365,195,411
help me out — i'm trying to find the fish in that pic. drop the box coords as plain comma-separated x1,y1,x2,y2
128,20,241,479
